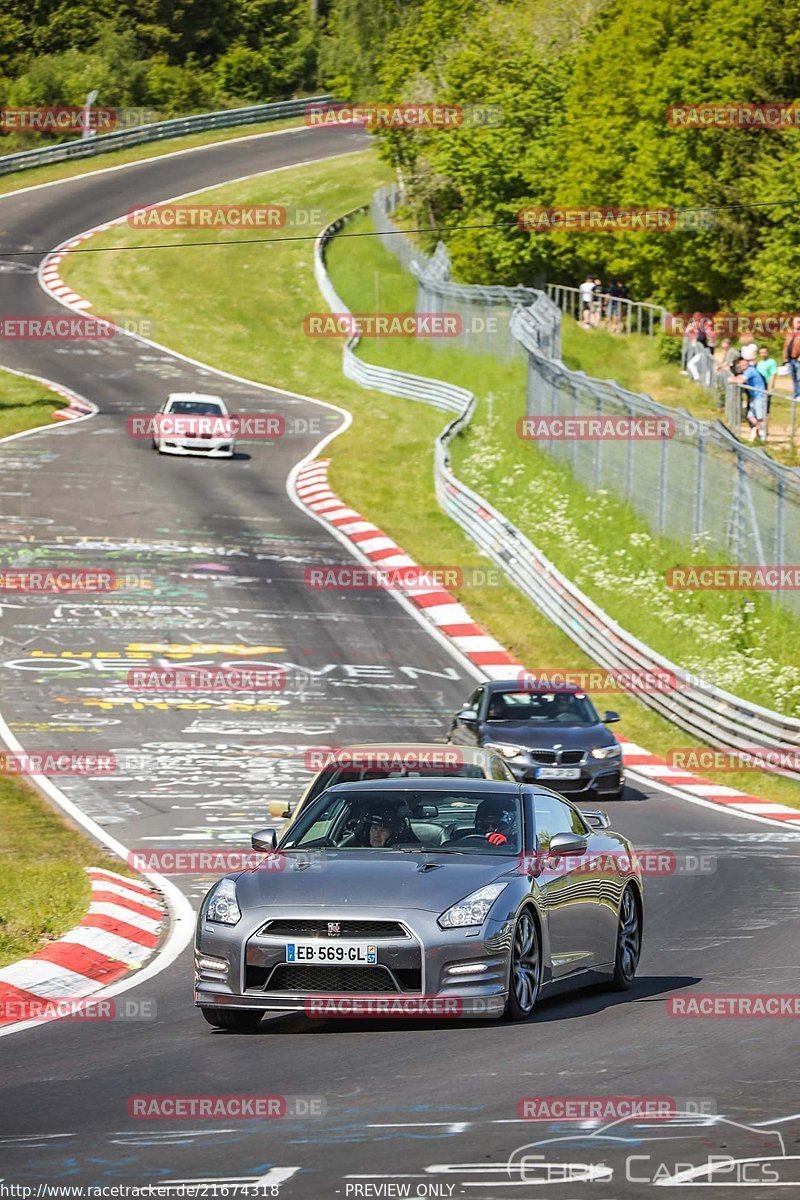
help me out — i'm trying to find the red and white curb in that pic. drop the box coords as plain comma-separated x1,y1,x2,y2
39,222,126,310
0,867,165,1027
296,458,800,827
48,378,96,422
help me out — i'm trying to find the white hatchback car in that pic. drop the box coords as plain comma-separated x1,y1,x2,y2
153,393,235,458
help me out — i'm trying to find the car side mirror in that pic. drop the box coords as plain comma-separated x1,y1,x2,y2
268,799,291,819
603,711,621,724
581,809,610,830
547,832,588,857
458,708,478,724
251,827,278,852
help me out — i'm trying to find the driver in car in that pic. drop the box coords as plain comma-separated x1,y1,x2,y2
548,691,577,718
474,798,517,847
352,805,420,847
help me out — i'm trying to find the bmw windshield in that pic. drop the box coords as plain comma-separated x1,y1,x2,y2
487,690,599,726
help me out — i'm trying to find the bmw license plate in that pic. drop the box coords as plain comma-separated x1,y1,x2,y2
535,766,582,780
286,942,377,965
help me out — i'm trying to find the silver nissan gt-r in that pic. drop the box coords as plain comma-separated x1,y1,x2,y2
194,778,643,1030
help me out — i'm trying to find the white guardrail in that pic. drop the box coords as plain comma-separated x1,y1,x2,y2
0,95,333,177
315,205,800,778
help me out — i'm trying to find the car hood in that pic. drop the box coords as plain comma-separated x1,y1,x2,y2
483,721,617,751
232,850,516,913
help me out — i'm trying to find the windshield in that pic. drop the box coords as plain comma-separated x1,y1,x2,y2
486,690,598,725
167,400,225,415
282,788,522,855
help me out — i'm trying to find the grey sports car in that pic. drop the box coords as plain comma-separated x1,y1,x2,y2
194,778,643,1030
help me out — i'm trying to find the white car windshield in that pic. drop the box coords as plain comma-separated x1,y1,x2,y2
167,400,225,415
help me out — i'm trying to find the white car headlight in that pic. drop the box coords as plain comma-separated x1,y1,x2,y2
484,741,526,760
591,745,622,760
438,882,508,929
205,879,241,925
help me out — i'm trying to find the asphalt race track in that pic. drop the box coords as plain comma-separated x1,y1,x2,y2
1,125,799,1198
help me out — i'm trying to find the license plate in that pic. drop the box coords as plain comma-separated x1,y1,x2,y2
286,941,377,965
535,766,582,780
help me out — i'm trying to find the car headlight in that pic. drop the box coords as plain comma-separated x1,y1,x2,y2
438,883,508,929
205,879,241,925
590,745,622,760
485,741,526,761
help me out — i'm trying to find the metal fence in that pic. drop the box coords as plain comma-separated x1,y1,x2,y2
314,203,800,774
547,283,666,337
372,184,561,361
374,185,800,599
0,95,332,177
516,310,800,613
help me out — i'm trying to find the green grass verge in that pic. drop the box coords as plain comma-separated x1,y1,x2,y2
0,116,307,198
0,367,62,437
60,149,800,810
0,774,133,968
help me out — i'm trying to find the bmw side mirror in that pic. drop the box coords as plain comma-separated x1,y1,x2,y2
458,708,478,724
603,711,621,723
252,827,278,852
547,832,589,857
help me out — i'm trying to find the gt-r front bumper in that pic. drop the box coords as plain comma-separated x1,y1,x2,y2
194,905,513,1019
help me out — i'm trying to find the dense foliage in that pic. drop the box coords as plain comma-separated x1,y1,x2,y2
358,0,800,310
2,0,797,310
0,0,321,143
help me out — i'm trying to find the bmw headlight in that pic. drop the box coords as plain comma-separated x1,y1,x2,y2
485,741,526,761
205,878,241,925
438,883,508,929
591,745,622,760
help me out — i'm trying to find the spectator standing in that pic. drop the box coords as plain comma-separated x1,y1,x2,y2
735,349,768,442
782,316,800,400
579,275,595,328
592,277,603,327
756,345,778,417
687,313,710,382
607,279,624,333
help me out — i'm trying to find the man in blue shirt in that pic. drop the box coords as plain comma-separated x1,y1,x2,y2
735,353,768,442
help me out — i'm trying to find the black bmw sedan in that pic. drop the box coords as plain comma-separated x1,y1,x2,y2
447,678,625,800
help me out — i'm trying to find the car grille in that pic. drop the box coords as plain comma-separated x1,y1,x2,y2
265,965,401,993
528,749,585,765
260,919,409,939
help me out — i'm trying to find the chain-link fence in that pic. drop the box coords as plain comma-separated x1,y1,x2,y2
514,307,800,613
371,185,561,360
374,183,800,615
